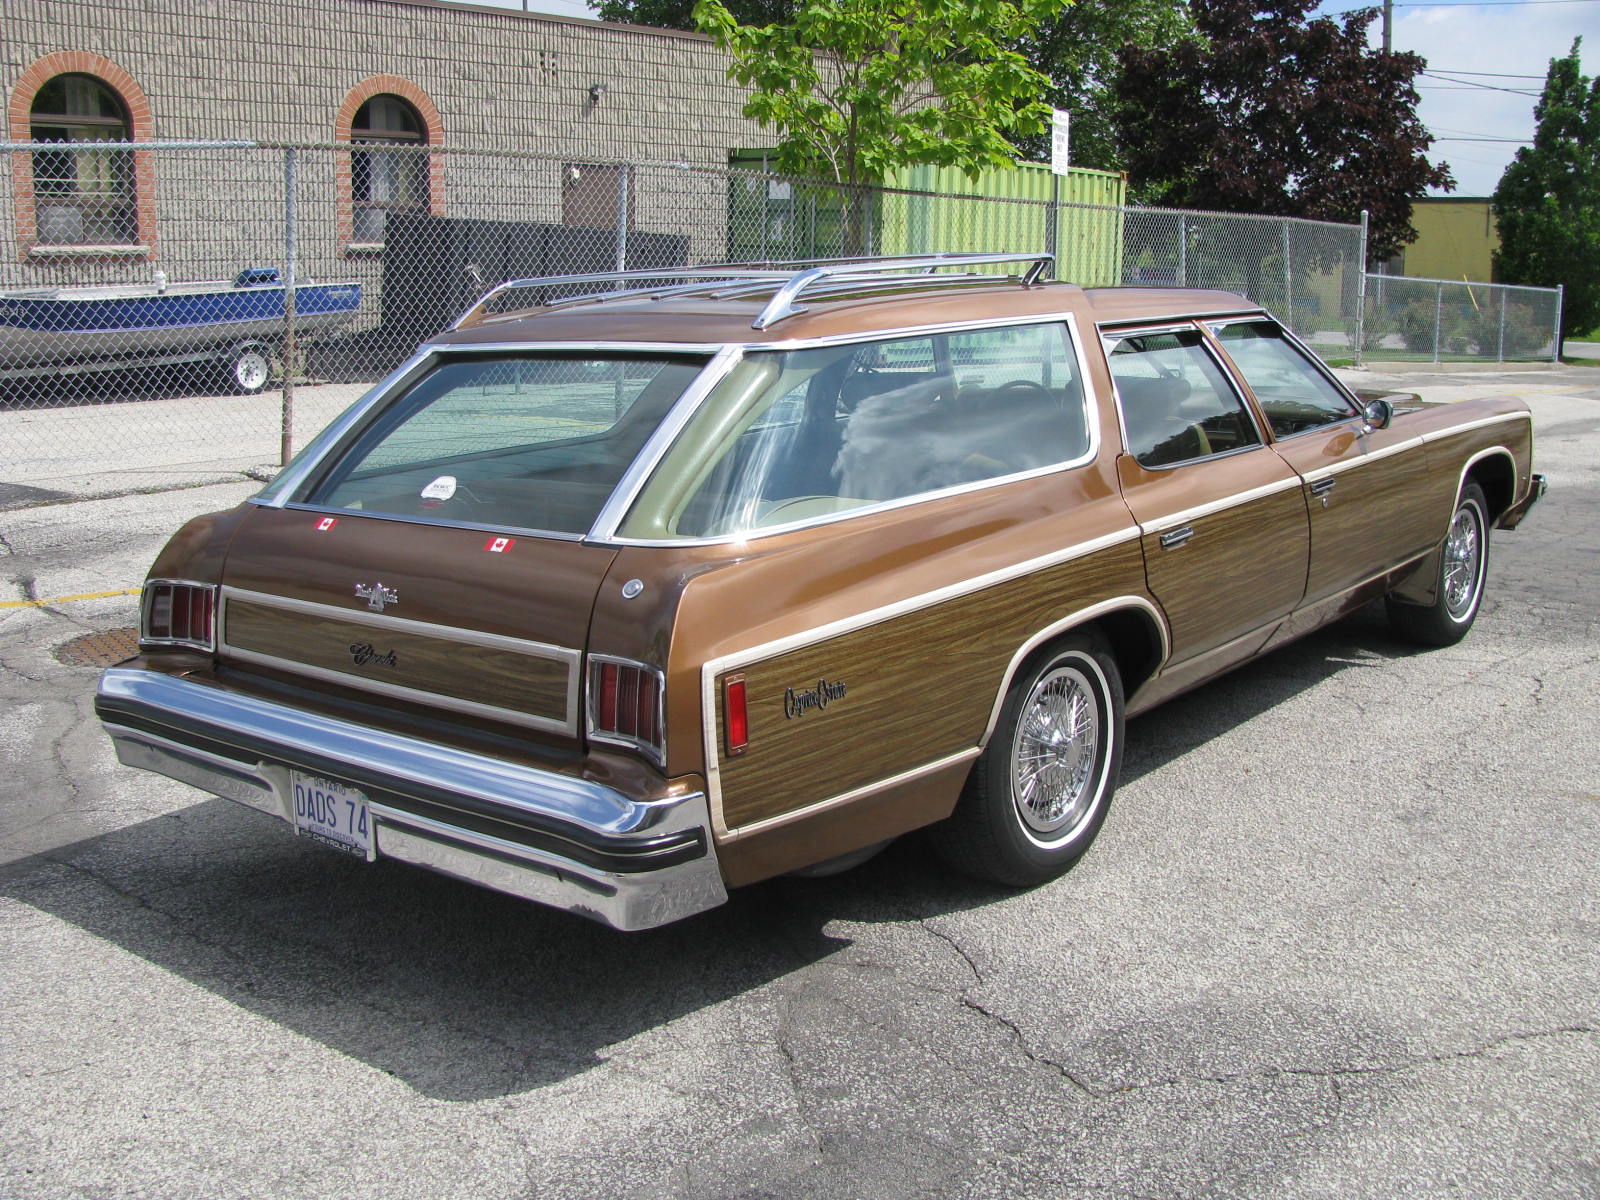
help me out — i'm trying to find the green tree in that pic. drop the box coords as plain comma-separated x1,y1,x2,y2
1009,0,1194,171
1493,39,1600,344
601,0,1189,174
693,0,1067,191
1113,0,1451,262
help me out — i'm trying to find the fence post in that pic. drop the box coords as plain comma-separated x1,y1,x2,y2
1433,281,1443,363
281,145,298,467
1177,213,1187,287
1045,174,1059,267
1498,291,1507,362
1354,211,1369,367
1554,283,1565,361
1282,221,1292,317
615,162,631,272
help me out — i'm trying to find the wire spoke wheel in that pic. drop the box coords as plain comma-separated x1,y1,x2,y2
1012,666,1100,839
1388,481,1491,647
1442,499,1484,620
927,632,1124,887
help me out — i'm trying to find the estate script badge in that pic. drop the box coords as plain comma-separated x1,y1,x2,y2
354,582,398,612
784,678,848,718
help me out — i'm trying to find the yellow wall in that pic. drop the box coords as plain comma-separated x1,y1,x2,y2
1402,199,1499,283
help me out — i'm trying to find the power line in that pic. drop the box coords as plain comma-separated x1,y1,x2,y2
1421,71,1545,95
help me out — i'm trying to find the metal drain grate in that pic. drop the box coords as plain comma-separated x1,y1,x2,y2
55,627,139,668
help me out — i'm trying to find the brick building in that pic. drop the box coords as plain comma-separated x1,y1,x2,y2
2,0,766,296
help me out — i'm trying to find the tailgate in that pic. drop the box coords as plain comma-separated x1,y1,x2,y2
216,505,617,740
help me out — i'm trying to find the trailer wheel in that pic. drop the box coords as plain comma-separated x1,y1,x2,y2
226,344,273,394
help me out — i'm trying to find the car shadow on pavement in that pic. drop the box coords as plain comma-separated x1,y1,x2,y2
2,603,1419,1103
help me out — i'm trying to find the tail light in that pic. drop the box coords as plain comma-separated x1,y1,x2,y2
141,580,217,652
587,654,665,766
723,674,748,757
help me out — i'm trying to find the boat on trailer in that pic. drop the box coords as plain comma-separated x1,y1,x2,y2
0,267,362,393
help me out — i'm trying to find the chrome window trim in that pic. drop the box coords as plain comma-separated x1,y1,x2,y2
274,502,589,543
697,527,1145,836
586,345,744,541
597,314,1101,547
1101,321,1271,467
218,586,581,735
252,350,437,507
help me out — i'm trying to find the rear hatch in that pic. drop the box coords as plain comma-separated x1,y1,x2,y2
214,350,708,747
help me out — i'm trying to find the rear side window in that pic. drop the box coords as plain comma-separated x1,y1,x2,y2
621,323,1091,539
306,354,704,534
1106,328,1262,468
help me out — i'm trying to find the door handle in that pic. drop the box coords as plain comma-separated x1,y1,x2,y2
1309,478,1335,506
1159,525,1195,550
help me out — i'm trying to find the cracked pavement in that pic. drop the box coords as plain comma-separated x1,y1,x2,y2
2,364,1598,1198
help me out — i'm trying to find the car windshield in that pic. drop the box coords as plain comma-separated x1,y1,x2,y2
306,353,705,534
621,322,1091,540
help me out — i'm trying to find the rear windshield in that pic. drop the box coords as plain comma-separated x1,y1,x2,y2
620,322,1091,539
306,354,704,534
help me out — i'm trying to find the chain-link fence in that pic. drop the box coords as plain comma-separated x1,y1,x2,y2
0,141,1562,497
1359,273,1562,364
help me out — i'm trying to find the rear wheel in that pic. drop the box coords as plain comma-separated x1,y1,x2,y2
928,631,1123,886
1387,482,1490,647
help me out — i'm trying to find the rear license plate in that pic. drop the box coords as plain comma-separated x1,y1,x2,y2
290,771,372,859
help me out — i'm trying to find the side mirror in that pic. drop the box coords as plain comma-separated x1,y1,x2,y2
1361,396,1393,433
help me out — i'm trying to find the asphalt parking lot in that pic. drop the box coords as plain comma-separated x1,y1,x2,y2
2,362,1597,1199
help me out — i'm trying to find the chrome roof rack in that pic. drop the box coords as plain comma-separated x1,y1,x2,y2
451,252,1055,332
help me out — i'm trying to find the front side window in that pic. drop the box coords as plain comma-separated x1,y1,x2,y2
30,74,135,245
1106,327,1262,468
1210,320,1358,438
622,323,1090,539
307,355,705,534
351,94,428,243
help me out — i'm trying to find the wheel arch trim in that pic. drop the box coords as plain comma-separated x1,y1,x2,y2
976,596,1169,752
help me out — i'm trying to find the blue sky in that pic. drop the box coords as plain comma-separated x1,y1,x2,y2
469,0,1600,195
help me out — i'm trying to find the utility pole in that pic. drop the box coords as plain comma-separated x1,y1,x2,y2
1382,0,1392,53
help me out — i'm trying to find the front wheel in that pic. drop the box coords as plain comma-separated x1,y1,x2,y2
1387,482,1490,647
928,631,1124,887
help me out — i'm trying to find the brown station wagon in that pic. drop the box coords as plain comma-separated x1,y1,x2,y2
95,253,1546,929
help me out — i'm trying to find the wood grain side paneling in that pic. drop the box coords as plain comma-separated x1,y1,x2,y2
1144,486,1309,658
1302,447,1437,605
224,599,570,725
711,538,1146,831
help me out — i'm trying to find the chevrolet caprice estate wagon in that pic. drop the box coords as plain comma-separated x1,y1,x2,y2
96,254,1545,929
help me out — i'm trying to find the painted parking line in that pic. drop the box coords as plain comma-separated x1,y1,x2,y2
0,587,142,610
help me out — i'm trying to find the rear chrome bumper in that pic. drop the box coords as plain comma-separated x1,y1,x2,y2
95,667,727,930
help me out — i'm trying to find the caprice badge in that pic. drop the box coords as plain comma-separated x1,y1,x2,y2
354,582,399,612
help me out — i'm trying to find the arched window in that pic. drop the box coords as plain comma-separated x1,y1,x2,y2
350,94,428,244
29,73,136,244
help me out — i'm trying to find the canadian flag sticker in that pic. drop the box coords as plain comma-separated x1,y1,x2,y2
484,536,515,554
315,517,338,531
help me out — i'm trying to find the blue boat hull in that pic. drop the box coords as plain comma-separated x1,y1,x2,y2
0,279,362,369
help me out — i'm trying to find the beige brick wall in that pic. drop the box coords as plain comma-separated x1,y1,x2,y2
0,0,765,289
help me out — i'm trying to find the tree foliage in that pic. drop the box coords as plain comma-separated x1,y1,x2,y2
1493,39,1600,342
692,0,1066,189
1009,0,1194,170
1113,0,1451,261
600,0,1189,175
